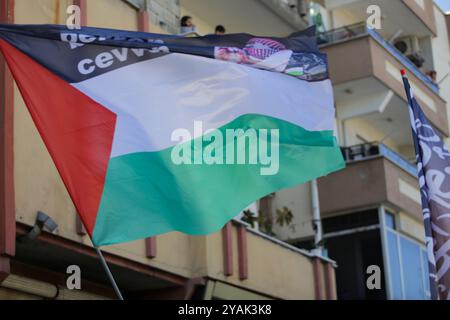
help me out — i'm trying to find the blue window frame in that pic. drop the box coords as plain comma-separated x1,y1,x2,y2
383,211,430,300
387,230,403,299
400,237,426,299
385,212,396,229
421,249,431,298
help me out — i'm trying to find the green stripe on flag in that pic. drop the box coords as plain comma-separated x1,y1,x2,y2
92,114,345,246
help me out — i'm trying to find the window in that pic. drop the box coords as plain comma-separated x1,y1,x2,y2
387,231,403,299
385,212,396,229
323,209,379,234
400,237,426,299
421,249,431,299
385,229,429,300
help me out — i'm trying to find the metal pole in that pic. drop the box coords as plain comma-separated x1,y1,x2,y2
311,179,323,254
95,247,124,300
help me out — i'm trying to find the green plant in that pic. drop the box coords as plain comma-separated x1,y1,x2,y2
241,209,258,228
257,212,276,237
239,206,295,237
275,206,293,227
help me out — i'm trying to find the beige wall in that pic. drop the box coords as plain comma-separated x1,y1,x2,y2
272,184,315,242
204,226,318,299
15,0,71,24
180,0,294,36
0,274,109,299
397,211,425,243
179,6,214,36
87,0,138,31
0,287,41,300
330,8,361,29
343,117,400,152
318,157,422,220
13,0,85,244
402,0,437,35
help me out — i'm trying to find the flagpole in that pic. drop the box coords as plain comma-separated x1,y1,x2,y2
95,247,124,300
79,219,124,300
400,69,439,300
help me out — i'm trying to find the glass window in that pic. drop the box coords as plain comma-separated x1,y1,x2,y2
385,212,396,229
387,231,403,299
421,249,431,298
400,237,425,299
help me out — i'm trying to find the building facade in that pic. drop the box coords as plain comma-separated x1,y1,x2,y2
1,0,449,300
178,0,450,301
316,0,450,300
278,0,449,300
0,0,336,300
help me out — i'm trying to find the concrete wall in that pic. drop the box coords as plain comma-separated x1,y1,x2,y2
204,226,318,299
87,0,138,30
272,184,315,242
318,157,422,220
330,7,360,28
15,0,71,24
402,0,437,35
397,211,426,243
147,0,180,34
0,274,108,299
180,0,295,36
179,5,213,35
343,117,400,152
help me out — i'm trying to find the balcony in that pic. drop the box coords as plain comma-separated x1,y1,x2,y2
11,217,336,299
323,0,437,37
318,143,422,221
319,23,449,138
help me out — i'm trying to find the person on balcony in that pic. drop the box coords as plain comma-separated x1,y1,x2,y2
215,25,226,35
180,16,196,34
426,70,437,82
394,40,425,69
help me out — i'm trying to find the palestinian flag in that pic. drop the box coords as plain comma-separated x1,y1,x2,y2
0,25,344,246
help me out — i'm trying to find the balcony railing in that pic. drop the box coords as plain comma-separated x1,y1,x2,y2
318,22,439,94
341,142,418,177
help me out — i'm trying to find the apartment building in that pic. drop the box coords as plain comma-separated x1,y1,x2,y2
179,0,450,300
285,0,449,300
180,0,450,300
2,0,448,301
0,0,336,300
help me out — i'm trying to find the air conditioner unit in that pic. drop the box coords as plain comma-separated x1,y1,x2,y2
394,36,420,56
394,36,425,68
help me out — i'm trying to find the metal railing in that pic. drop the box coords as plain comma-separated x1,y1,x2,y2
317,22,368,45
232,218,337,266
318,22,439,94
341,142,418,177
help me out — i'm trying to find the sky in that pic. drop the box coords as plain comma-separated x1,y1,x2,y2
435,0,450,12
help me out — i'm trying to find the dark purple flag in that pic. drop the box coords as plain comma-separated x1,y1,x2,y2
402,70,450,300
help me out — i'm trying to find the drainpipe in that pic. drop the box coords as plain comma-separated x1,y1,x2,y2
311,179,323,255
